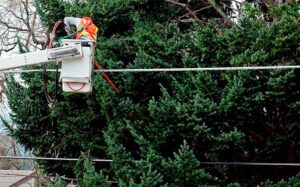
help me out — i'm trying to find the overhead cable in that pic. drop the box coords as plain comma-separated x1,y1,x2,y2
1,156,300,166
200,162,300,166
0,65,300,74
0,156,113,162
96,65,300,72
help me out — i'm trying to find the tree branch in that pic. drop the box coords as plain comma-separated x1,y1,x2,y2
31,12,47,47
0,42,17,56
0,0,47,52
206,0,235,26
167,0,204,26
0,19,28,32
0,5,25,22
179,6,212,19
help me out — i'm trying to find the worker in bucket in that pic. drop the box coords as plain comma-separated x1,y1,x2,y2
63,16,98,41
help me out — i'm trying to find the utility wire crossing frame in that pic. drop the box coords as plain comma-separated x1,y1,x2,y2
1,65,299,167
1,156,300,166
0,65,300,73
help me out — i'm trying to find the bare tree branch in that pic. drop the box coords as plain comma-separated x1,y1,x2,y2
179,6,212,19
0,0,48,53
221,2,239,11
0,42,17,56
0,19,28,32
206,0,235,26
167,0,204,26
0,5,24,22
30,12,47,48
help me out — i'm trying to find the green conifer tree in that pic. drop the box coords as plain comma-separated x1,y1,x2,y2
3,0,300,186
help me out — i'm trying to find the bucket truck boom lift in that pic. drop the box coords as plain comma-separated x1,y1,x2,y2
0,39,95,93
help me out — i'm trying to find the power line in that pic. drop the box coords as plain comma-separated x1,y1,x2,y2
1,156,300,166
96,65,300,72
0,69,58,73
0,156,112,163
0,172,119,184
0,173,35,177
200,162,300,166
0,65,300,74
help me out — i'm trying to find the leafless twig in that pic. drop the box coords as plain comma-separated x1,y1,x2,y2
0,0,48,54
179,6,212,19
167,0,204,26
206,0,235,26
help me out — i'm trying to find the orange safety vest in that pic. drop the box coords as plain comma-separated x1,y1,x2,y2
76,17,98,41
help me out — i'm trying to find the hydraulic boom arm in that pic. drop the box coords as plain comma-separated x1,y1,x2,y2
0,45,82,71
0,39,95,93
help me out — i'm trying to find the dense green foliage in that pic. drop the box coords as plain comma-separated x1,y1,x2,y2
4,0,300,186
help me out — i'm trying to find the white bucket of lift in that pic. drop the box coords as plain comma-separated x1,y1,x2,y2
60,39,95,93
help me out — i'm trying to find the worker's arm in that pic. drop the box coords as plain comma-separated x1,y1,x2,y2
63,17,81,35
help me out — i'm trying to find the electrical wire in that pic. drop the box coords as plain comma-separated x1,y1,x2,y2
42,65,54,104
0,173,36,177
1,65,300,74
0,70,59,73
43,20,63,105
1,156,300,166
97,65,300,72
0,156,113,162
0,172,119,184
200,162,300,166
